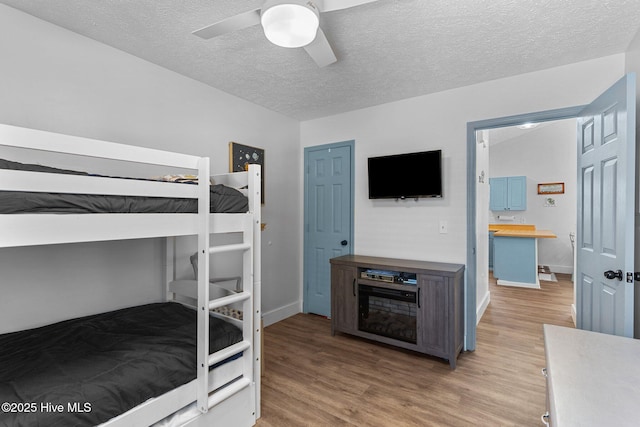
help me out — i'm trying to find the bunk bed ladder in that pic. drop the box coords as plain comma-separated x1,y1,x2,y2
203,225,254,412
198,194,256,414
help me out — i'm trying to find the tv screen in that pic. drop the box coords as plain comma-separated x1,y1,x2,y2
368,150,442,199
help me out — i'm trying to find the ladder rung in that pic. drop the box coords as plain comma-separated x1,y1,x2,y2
209,340,251,366
208,242,251,254
208,291,251,310
207,377,251,409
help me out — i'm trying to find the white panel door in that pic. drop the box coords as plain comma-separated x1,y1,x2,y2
576,73,636,337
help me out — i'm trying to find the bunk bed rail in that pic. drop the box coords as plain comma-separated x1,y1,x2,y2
0,168,200,198
0,123,200,168
0,124,218,248
0,123,203,201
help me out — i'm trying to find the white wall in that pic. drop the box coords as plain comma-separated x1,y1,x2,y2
300,54,626,321
0,5,301,333
489,119,577,274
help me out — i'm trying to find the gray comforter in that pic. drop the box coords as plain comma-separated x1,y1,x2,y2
0,159,249,213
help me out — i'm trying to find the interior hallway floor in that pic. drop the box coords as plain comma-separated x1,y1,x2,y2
257,273,574,426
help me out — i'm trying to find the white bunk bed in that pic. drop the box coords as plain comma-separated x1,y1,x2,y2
0,123,261,427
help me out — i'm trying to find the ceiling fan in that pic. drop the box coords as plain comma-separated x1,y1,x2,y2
192,0,381,67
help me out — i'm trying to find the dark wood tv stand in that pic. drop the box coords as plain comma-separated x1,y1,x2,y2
330,254,465,369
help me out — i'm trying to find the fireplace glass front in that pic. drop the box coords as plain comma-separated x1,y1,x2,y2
358,284,417,344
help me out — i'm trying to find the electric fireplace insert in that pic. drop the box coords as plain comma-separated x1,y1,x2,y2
358,284,417,344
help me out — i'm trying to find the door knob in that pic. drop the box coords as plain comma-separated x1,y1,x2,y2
604,269,623,280
341,240,348,246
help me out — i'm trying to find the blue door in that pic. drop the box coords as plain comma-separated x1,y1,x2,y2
577,73,636,337
304,142,354,316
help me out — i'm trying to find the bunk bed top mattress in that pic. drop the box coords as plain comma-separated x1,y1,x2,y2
0,302,243,427
0,158,248,214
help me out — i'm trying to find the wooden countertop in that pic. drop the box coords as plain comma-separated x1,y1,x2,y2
489,224,556,238
543,325,640,426
489,224,535,232
494,229,556,238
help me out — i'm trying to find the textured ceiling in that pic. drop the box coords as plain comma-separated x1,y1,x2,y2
2,0,640,120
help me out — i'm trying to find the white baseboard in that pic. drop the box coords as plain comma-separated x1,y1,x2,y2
497,278,541,289
262,301,301,327
545,264,573,275
476,291,491,325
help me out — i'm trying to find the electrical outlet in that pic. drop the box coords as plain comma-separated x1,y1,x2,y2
439,220,448,234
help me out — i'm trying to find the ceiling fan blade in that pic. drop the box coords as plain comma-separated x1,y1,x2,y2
192,8,261,40
304,27,337,67
321,0,380,12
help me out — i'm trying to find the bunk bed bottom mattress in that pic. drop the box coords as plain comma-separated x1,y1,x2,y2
0,302,243,427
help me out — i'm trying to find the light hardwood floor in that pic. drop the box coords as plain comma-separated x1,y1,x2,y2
257,274,574,426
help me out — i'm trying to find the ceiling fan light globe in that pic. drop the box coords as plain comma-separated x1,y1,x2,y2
261,3,319,48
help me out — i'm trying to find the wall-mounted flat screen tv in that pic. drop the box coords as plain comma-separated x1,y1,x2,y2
368,149,442,199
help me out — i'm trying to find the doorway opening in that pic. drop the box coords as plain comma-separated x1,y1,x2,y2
465,106,585,350
481,118,577,319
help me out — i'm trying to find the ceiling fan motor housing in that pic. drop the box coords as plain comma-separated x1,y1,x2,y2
261,0,321,48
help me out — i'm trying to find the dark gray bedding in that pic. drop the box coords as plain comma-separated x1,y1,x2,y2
0,159,249,214
0,302,243,427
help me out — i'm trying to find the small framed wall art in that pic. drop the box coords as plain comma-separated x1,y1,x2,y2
537,182,564,195
229,142,265,204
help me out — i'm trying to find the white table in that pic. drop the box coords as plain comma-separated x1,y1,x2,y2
543,324,640,426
